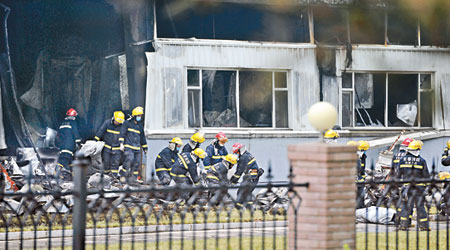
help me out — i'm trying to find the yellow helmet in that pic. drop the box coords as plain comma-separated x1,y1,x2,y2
191,132,205,143
224,154,238,165
324,129,339,139
346,140,359,147
408,140,422,150
170,137,183,146
358,141,370,151
438,172,450,180
113,111,125,124
193,148,207,159
132,106,144,116
446,139,450,148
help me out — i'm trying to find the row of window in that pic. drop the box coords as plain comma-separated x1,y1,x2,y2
187,70,433,129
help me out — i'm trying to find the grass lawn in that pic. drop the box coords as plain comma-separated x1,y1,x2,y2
357,231,450,249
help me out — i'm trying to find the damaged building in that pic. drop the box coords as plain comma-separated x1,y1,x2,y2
0,0,449,181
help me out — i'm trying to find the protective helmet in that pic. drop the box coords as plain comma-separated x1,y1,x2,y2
132,106,144,117
215,132,228,143
401,137,414,147
324,129,339,139
408,140,422,150
224,154,238,165
113,111,125,124
346,141,359,147
170,137,183,146
447,139,450,148
191,132,205,143
232,143,244,154
438,172,450,180
193,148,207,159
66,108,78,117
358,141,370,151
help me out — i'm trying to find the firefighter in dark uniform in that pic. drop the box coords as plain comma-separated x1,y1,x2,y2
398,140,431,231
231,143,264,209
170,148,207,200
95,111,125,178
155,137,183,185
206,154,237,206
182,132,205,153
56,108,82,181
119,106,147,181
203,132,228,171
355,141,369,209
442,140,450,167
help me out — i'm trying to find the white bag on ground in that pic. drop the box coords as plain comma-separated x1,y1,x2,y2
356,206,396,224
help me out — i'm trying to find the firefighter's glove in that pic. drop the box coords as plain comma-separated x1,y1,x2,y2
120,143,125,152
258,168,264,177
230,176,239,184
143,148,148,154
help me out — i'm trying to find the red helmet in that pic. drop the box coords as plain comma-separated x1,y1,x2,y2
66,108,78,117
401,137,414,147
232,142,244,154
215,132,228,143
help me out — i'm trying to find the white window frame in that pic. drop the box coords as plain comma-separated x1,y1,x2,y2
339,71,434,129
185,68,290,129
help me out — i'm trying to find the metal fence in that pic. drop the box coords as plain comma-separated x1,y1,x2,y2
0,158,308,250
356,161,450,250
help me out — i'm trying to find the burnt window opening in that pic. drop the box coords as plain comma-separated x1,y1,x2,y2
313,7,348,44
387,11,418,45
348,9,385,44
156,2,309,43
187,69,288,128
341,73,433,128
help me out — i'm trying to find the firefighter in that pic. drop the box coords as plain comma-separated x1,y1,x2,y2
442,140,450,166
206,154,238,206
203,132,228,171
324,129,339,144
390,138,414,178
55,108,82,181
182,132,205,153
231,143,264,209
170,148,207,200
357,141,370,180
155,137,183,185
398,140,431,231
94,111,125,178
119,106,147,182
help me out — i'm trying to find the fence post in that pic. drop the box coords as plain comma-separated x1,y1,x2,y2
288,142,358,250
72,156,89,250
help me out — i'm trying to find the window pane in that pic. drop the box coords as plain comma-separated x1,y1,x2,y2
342,91,353,127
188,90,201,127
202,70,237,127
188,70,200,87
275,91,288,128
239,71,273,127
420,74,431,89
420,92,432,127
355,73,386,127
388,74,418,127
342,73,352,88
275,72,287,88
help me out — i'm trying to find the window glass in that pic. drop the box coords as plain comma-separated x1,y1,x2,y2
188,90,201,127
202,70,237,127
342,91,353,127
355,73,386,127
188,70,200,87
420,92,433,127
275,91,288,128
388,74,418,126
275,72,287,88
420,74,431,89
239,71,273,127
342,73,352,88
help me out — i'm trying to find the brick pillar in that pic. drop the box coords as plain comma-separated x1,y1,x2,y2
287,143,358,250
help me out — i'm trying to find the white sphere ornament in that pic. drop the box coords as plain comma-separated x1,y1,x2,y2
307,102,338,132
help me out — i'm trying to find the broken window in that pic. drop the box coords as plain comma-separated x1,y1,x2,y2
348,9,385,44
341,72,433,128
313,7,348,44
387,11,417,45
187,69,288,128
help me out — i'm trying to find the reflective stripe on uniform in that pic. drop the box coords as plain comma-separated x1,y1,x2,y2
207,175,219,181
361,164,365,167
75,139,81,143
142,144,148,148
236,203,243,207
443,155,448,159
156,168,171,172
233,174,241,178
204,165,211,170
247,159,256,165
400,164,412,168
157,155,161,158
95,136,101,141
104,144,121,150
111,170,119,173
400,217,408,221
59,125,72,129
393,159,400,163
125,144,140,150
212,156,222,159
107,129,120,134
170,172,187,178
133,171,139,175
171,159,175,163
178,155,189,170
119,138,125,141
420,218,428,222
57,163,64,168
128,128,140,134
61,149,74,156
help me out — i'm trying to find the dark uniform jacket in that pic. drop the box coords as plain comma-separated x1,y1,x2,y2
398,152,430,185
170,152,201,184
391,149,407,178
95,118,122,154
230,151,260,184
119,119,147,151
357,153,367,180
155,147,178,172
204,142,228,169
207,161,230,184
56,117,81,155
182,142,198,153
442,147,450,166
